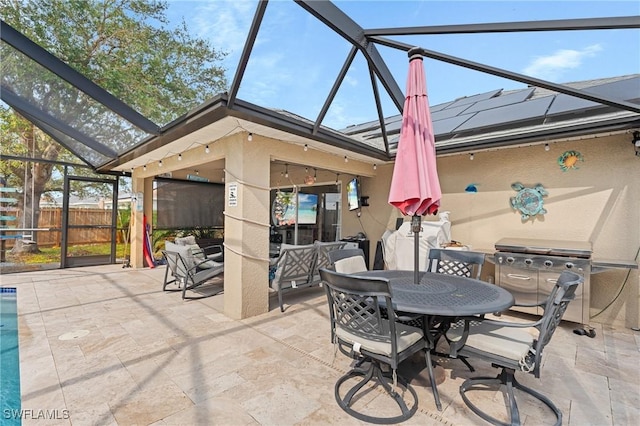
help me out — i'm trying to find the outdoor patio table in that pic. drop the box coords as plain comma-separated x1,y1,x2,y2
355,270,514,410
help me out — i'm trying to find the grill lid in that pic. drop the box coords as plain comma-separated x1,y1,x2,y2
495,237,592,258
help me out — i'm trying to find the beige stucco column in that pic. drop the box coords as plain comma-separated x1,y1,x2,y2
223,134,271,319
130,175,154,268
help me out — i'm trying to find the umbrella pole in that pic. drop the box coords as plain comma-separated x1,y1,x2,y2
411,214,422,284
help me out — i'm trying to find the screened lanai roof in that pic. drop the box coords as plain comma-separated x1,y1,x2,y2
1,1,639,172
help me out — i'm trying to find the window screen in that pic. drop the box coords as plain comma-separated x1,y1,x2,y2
155,178,224,228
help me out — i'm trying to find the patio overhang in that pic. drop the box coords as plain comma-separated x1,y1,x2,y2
99,93,392,174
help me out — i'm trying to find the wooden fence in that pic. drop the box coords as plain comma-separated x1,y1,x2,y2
3,208,123,248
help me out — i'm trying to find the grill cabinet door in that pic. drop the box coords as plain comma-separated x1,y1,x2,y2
497,265,539,315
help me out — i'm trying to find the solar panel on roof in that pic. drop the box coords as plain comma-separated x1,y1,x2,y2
433,114,476,135
464,88,535,113
446,89,502,108
547,76,640,116
455,96,552,132
432,104,474,121
430,100,455,112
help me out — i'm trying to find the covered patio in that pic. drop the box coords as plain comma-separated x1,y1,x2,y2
4,264,638,425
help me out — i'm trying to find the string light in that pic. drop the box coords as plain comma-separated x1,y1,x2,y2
313,168,317,182
143,164,147,171
159,160,163,167
544,143,550,151
469,153,474,160
284,164,289,178
195,169,199,175
205,145,210,154
373,164,377,170
178,153,182,161
248,133,253,142
304,144,308,152
344,156,348,163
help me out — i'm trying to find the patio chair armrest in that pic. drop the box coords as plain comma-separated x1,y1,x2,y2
202,244,223,255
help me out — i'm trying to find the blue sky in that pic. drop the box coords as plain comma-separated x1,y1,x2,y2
167,0,640,130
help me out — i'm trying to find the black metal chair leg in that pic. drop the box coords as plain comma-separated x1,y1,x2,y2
460,368,562,426
335,360,418,424
425,348,442,411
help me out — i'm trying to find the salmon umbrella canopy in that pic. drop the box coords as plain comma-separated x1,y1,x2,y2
388,47,441,283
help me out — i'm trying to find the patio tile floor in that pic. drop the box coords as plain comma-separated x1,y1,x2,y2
2,264,638,425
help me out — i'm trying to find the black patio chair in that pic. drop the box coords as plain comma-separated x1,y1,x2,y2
426,248,486,371
320,268,425,424
446,270,582,426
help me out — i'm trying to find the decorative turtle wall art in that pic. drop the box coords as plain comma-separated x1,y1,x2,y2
510,182,547,220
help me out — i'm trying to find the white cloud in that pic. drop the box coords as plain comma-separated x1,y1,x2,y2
344,74,358,87
523,44,603,81
191,1,255,55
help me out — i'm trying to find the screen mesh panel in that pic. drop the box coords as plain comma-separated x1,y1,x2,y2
156,179,224,228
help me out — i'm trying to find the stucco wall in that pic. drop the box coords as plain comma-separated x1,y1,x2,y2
361,134,639,328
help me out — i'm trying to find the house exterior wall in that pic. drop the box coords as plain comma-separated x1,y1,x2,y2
360,133,639,328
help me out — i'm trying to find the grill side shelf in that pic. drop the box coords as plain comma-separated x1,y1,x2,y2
591,259,638,274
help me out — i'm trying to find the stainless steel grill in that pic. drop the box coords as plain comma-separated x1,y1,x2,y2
494,238,591,325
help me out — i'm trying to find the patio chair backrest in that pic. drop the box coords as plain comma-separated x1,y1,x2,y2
162,250,190,282
530,270,581,376
312,241,349,281
426,248,485,279
164,241,198,271
271,244,317,291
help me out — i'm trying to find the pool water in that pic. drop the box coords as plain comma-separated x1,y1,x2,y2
1,287,21,425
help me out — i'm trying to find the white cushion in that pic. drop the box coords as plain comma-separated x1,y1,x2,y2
336,320,423,357
175,235,197,246
447,322,534,362
334,256,367,274
185,244,217,269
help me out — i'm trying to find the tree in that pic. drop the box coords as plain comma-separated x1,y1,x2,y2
0,0,228,252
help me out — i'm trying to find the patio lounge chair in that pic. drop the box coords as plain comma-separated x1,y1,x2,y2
319,268,425,424
174,235,224,263
446,270,582,426
162,241,224,299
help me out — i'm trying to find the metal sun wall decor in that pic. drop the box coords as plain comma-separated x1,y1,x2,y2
558,150,584,172
510,182,548,221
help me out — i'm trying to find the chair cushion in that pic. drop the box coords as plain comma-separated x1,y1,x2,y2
185,244,218,269
175,235,197,246
447,322,534,362
192,261,224,283
336,320,423,357
334,256,368,274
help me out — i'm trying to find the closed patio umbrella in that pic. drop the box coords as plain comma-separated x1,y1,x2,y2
388,47,441,284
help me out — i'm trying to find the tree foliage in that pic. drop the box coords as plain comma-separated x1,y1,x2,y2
0,0,228,249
